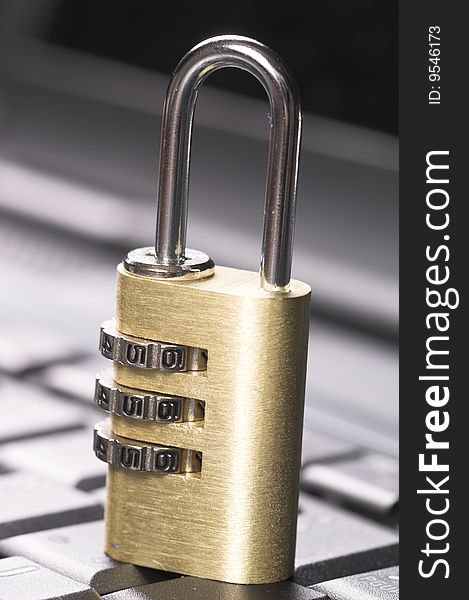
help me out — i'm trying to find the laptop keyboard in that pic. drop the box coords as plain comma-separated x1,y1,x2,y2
0,358,399,598
0,194,398,598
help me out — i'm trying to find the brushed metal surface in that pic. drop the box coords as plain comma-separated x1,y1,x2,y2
104,264,310,584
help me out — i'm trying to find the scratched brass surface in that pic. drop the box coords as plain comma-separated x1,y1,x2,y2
105,264,310,584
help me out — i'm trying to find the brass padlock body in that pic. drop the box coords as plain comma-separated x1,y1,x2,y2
104,264,310,584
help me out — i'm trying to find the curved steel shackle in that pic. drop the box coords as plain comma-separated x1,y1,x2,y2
155,35,302,290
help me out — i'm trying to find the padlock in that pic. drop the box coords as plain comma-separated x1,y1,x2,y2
93,35,311,585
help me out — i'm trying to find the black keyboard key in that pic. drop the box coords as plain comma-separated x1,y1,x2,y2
0,430,107,491
0,472,103,540
0,556,100,599
295,494,398,586
310,565,399,599
0,520,173,595
0,380,85,444
103,577,317,599
302,453,399,516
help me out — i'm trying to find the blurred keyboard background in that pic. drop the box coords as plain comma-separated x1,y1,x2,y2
0,1,399,598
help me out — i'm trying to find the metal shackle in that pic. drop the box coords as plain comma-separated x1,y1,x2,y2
126,35,302,291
